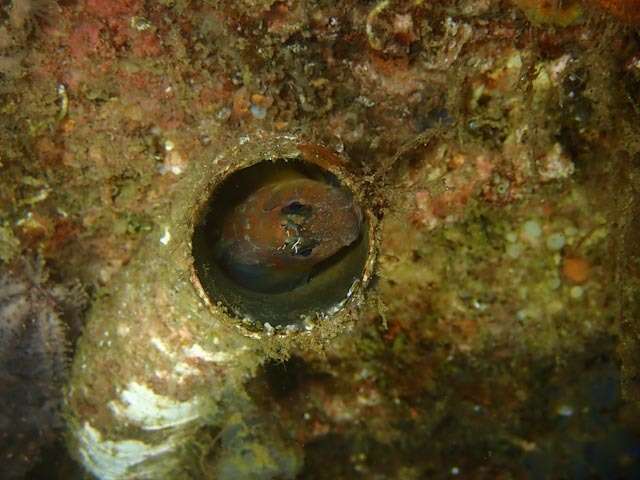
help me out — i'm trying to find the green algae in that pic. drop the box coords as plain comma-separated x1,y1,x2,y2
0,223,19,262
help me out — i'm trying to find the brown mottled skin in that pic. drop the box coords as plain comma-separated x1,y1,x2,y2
216,177,362,293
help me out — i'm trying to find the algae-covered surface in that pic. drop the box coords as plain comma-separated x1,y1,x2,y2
1,0,640,478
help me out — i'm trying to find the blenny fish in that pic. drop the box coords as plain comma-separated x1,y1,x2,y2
215,172,363,293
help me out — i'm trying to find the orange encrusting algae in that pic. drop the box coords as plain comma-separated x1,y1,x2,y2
562,255,591,284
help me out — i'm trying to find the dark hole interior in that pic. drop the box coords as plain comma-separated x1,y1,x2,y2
261,356,311,399
281,201,312,217
192,159,370,330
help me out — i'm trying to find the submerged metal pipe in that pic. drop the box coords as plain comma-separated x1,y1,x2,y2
65,132,378,479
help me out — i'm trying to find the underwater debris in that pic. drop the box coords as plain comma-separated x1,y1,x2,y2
66,131,377,479
65,134,378,480
0,258,68,480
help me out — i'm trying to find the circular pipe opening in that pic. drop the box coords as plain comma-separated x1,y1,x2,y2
192,158,372,333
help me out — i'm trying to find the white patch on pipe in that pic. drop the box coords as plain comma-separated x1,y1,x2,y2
76,422,179,480
183,343,233,363
109,382,202,430
150,339,244,382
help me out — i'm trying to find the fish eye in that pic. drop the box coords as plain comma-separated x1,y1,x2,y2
281,201,312,217
191,156,375,335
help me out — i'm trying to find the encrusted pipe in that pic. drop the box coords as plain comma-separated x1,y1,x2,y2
65,132,377,479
